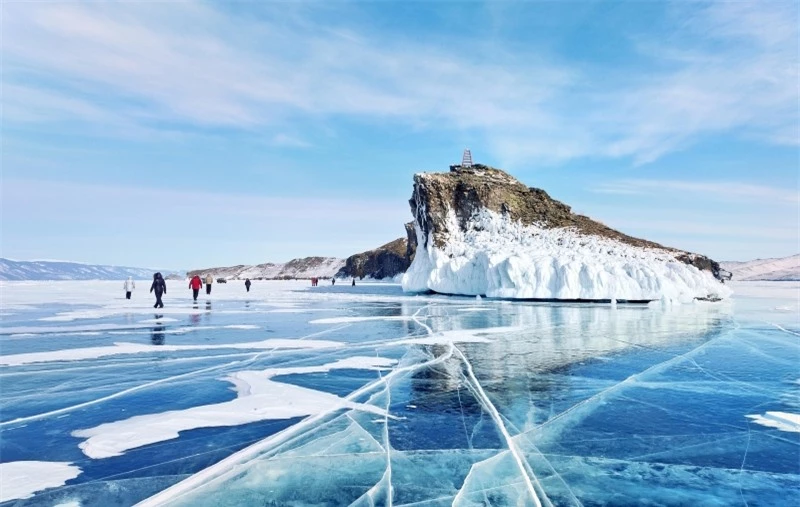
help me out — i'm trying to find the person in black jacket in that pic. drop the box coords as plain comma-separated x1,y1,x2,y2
245,278,251,292
150,272,167,308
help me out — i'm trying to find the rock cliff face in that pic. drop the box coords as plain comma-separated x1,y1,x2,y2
403,165,729,302
336,223,417,280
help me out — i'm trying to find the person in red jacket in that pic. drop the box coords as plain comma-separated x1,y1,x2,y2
189,275,203,302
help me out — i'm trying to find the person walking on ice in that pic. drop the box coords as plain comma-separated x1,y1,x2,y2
123,276,135,300
205,274,213,295
245,278,251,292
189,275,203,302
150,272,167,309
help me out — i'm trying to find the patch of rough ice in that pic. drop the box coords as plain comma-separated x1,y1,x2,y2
0,461,82,502
72,356,394,458
746,411,800,433
0,339,343,366
224,324,259,330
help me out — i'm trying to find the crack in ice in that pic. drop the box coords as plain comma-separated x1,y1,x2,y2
453,345,547,507
135,344,456,507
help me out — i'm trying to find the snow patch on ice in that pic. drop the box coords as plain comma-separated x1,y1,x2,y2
310,315,414,324
1,323,155,336
263,356,397,378
0,461,82,502
72,356,394,458
746,411,800,433
403,209,730,303
390,326,522,346
40,307,209,322
0,339,343,366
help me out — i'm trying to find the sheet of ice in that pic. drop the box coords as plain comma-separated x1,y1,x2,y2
403,208,730,302
0,461,82,502
72,356,395,458
0,339,344,366
2,280,797,507
746,411,800,433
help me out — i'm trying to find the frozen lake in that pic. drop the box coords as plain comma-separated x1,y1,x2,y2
1,280,798,506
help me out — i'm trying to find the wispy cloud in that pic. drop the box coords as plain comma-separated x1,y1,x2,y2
1,2,567,131
592,179,800,205
2,1,797,165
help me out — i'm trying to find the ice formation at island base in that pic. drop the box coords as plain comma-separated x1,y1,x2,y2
403,209,731,303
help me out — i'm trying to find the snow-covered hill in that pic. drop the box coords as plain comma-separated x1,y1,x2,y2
721,254,800,281
188,257,344,280
0,258,164,281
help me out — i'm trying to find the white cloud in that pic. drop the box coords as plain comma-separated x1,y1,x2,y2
592,179,800,205
1,1,797,165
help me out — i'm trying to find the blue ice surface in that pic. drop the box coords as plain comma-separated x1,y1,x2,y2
0,281,798,506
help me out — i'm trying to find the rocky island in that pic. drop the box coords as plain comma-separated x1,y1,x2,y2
335,223,417,280
401,163,730,302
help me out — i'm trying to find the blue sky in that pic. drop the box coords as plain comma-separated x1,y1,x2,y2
2,0,797,269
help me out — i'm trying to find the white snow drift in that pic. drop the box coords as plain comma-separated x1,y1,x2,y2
0,461,81,502
746,411,800,433
403,209,730,302
72,356,396,459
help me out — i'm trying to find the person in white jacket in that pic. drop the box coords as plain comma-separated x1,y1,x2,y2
124,277,135,300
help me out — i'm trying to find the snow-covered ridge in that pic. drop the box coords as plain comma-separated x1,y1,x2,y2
722,254,800,281
188,256,344,280
403,208,730,302
0,258,168,281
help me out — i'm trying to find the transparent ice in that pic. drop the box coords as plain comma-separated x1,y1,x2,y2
1,280,798,506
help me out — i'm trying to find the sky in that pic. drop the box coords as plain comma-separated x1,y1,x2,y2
1,0,798,270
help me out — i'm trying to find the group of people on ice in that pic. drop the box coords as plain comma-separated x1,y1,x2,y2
188,274,215,301
310,277,356,286
124,274,252,307
126,274,353,308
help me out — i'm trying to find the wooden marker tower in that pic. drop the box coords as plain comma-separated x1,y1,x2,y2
461,149,473,168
